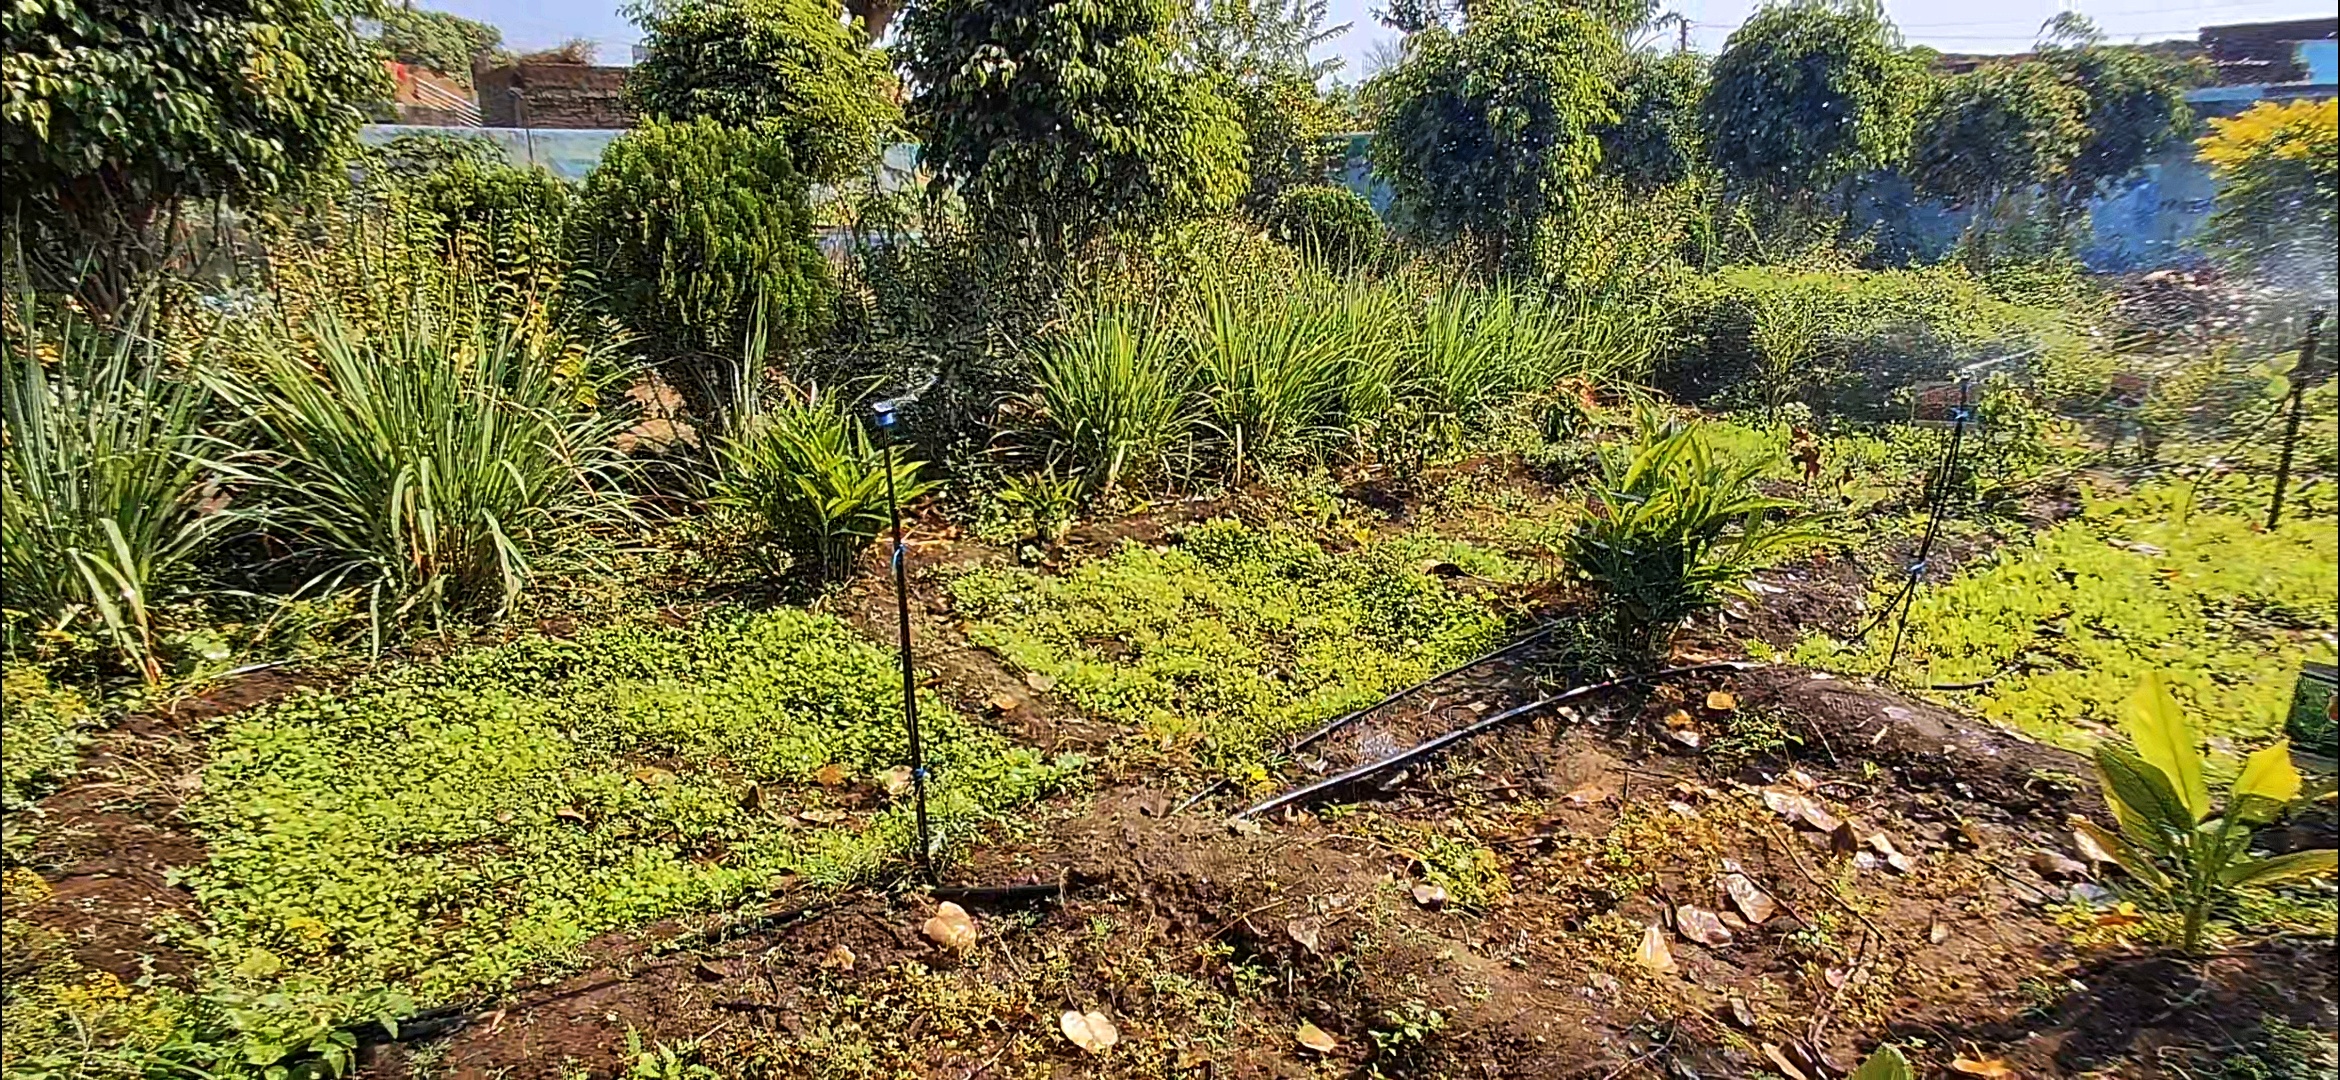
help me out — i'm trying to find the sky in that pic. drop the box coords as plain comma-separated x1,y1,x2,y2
440,0,2334,78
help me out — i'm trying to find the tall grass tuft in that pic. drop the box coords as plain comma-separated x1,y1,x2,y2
712,378,938,580
1186,281,1353,478
1028,306,1191,491
1,290,221,679
212,296,636,646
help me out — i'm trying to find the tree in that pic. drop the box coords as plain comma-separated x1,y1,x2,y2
1367,0,1623,269
1,0,389,301
1600,50,1707,191
571,118,832,361
625,0,900,183
899,0,1246,255
2034,17,2194,210
2195,98,2337,289
1701,0,1923,198
1909,61,2087,207
1184,0,1353,208
378,5,506,85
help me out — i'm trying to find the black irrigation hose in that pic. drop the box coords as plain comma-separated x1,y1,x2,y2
1170,622,1564,816
1231,661,1751,821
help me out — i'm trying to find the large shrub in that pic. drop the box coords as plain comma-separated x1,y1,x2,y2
1263,185,1381,269
1,0,388,301
899,0,1247,254
1184,0,1351,208
1701,0,1922,200
2035,16,2195,211
211,297,637,644
624,0,900,183
1367,1,1623,270
571,118,832,360
1600,50,1707,192
2195,98,2338,290
376,6,504,84
394,160,574,302
2,291,221,679
1910,62,2088,209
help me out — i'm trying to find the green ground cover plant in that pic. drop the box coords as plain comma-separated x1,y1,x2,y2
1788,479,2339,755
946,519,1514,779
183,608,1076,1003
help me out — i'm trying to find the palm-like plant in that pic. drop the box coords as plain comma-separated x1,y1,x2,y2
712,380,937,580
2,289,221,680
1564,414,1819,655
2080,672,2338,953
213,298,636,647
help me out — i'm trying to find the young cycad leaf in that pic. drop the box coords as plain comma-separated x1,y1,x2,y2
1849,1045,1914,1080
2220,848,2338,888
2121,673,2208,821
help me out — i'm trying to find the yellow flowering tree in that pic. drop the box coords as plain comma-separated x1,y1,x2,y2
2196,97,2338,287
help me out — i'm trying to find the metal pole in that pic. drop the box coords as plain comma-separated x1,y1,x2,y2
1887,377,1972,672
2268,312,2325,531
882,435,935,882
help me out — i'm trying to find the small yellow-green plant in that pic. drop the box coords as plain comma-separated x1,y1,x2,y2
2080,673,2338,952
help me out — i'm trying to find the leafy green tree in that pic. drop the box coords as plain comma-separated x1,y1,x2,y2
1367,0,1624,269
2034,17,2194,209
1701,0,1923,198
396,160,573,301
625,0,900,183
2196,98,2337,288
571,118,832,360
377,5,506,85
1,0,390,301
899,0,1247,255
1909,61,2087,207
1185,0,1353,209
1600,50,1707,191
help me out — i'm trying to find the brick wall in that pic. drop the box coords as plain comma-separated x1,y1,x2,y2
475,62,634,129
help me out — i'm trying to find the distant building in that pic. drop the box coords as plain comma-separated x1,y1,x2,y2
387,61,480,126
2199,17,2336,86
475,60,634,129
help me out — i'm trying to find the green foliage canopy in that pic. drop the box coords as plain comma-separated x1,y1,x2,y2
2035,16,2195,204
1,0,389,288
899,0,1247,253
2195,98,2338,288
1184,0,1351,207
572,117,833,358
624,0,900,183
1701,0,1923,196
1910,61,2088,206
1367,1,1624,267
377,5,505,85
1600,50,1707,191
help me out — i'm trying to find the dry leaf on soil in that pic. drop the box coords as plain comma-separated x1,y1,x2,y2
1411,882,1448,909
2070,825,2115,864
819,943,855,970
1564,781,1608,806
1867,831,1917,873
1724,872,1777,924
1706,690,1738,711
881,765,915,797
1951,1058,2015,1079
813,763,846,788
1060,1010,1119,1053
1634,922,1676,972
923,901,977,950
1675,905,1733,947
1929,921,1952,944
1295,1022,1338,1053
1761,786,1844,833
1763,1044,1814,1080
1286,916,1323,953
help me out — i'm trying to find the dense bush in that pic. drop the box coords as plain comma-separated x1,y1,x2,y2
712,380,938,579
1701,0,1922,200
2035,17,2196,213
375,5,504,84
1,0,388,301
2196,98,2338,291
1910,62,2088,209
901,0,1248,254
2,291,222,679
1600,51,1707,192
393,160,574,301
571,118,832,360
1263,185,1381,269
1367,1,1623,270
624,0,900,183
210,296,637,644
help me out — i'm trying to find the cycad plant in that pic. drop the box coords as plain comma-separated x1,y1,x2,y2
1564,414,1818,656
2,288,222,680
712,380,937,580
2080,673,2337,953
214,297,636,647
1029,306,1190,492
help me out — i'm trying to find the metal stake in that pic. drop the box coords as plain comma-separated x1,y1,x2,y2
2268,311,2326,532
877,416,935,883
